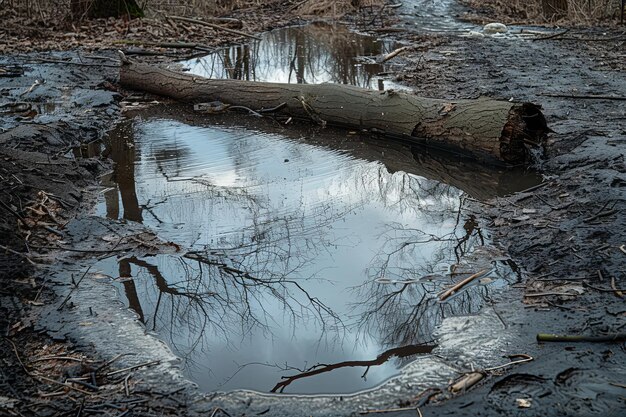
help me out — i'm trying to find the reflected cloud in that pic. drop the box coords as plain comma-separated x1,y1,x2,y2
98,115,521,394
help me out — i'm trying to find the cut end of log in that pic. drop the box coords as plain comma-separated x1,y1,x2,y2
500,103,549,164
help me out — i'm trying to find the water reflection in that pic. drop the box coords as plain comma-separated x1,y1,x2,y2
98,116,516,394
184,23,399,89
107,124,143,223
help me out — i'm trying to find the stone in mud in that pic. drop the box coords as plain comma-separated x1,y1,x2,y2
483,23,508,35
466,31,486,38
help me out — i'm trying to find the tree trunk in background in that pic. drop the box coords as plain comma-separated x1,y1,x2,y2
119,58,549,165
542,0,568,20
70,0,143,20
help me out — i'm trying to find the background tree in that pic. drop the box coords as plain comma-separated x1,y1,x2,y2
70,0,144,20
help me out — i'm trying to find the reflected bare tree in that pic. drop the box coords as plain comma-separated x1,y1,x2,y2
353,191,512,355
187,23,393,88
104,115,518,392
103,120,143,222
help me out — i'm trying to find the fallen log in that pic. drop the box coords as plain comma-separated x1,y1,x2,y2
119,56,548,164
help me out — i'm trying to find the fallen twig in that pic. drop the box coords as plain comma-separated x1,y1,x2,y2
258,102,287,113
58,266,92,311
611,276,623,298
20,79,43,96
380,46,411,63
0,244,36,265
584,282,626,293
106,360,161,377
36,374,93,395
32,356,86,363
209,407,232,417
96,353,133,373
531,28,571,41
484,354,533,372
359,406,422,415
124,373,132,396
439,269,489,301
229,105,263,117
584,208,619,222
450,372,484,393
537,333,626,343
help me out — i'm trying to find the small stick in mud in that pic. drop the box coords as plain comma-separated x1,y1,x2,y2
611,276,624,298
484,354,533,372
536,333,626,343
439,269,489,301
531,28,571,41
359,406,423,415
57,266,92,311
584,282,626,293
124,373,132,396
106,360,161,377
0,244,36,265
449,372,484,393
380,46,411,63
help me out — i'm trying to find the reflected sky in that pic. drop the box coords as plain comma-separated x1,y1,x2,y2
182,23,406,90
94,117,510,394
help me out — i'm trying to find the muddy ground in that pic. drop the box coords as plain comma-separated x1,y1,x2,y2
1,3,625,417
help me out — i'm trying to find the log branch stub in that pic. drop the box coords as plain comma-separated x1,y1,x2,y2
119,60,549,164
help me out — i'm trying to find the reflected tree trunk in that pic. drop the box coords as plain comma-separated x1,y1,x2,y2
108,126,143,222
104,188,120,219
119,258,145,323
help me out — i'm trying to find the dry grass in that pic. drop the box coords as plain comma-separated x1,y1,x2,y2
0,0,266,22
0,0,379,22
295,0,383,17
460,0,623,24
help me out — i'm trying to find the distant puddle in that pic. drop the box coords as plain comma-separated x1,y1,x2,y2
398,0,474,33
182,22,405,90
91,109,540,394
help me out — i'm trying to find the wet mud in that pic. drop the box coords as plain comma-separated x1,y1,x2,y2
1,2,625,417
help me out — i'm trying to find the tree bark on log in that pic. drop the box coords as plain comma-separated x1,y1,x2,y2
119,58,548,164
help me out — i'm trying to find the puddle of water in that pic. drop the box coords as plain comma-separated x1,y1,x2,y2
399,0,474,33
182,22,408,91
92,111,532,394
